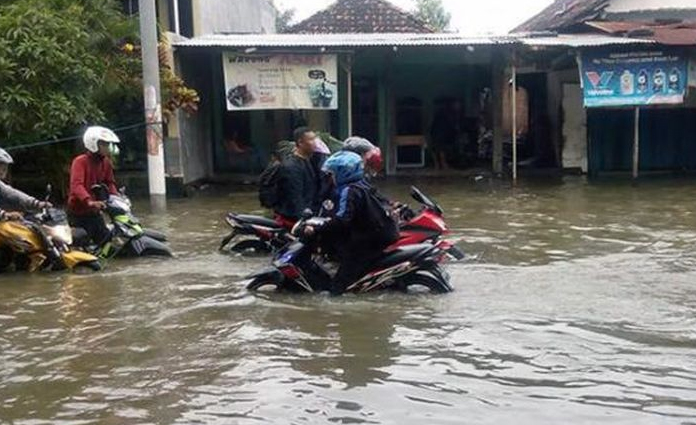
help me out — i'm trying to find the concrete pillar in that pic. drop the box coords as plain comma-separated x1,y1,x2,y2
491,51,507,175
210,52,224,175
379,51,395,175
338,55,351,140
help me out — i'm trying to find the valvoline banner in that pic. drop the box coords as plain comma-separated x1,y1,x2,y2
223,53,338,111
580,49,688,108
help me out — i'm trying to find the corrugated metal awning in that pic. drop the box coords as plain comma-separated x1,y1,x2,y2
173,32,657,50
518,33,655,47
173,32,515,48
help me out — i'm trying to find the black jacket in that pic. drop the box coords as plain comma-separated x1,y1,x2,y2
274,154,318,220
321,180,397,253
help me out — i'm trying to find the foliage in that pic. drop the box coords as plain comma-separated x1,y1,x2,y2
158,41,200,121
0,0,200,188
271,1,296,33
413,0,451,32
0,0,104,145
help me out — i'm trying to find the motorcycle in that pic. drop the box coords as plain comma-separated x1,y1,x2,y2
73,185,173,259
245,216,452,294
221,186,464,260
219,213,293,254
394,186,465,260
0,187,101,273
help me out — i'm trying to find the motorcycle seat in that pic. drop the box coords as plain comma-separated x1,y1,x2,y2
234,214,284,230
71,227,90,247
373,243,434,270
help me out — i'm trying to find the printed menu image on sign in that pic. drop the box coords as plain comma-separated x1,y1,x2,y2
223,53,338,110
580,50,688,107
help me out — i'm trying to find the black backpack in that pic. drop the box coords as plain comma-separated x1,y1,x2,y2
258,162,281,209
355,184,399,247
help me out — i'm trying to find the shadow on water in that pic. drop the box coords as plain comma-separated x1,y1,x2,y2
1,177,696,424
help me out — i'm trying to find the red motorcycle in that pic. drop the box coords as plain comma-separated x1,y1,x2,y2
391,186,464,260
220,186,464,260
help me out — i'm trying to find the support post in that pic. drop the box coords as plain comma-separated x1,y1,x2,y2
172,0,181,35
491,51,506,175
347,59,353,136
633,107,640,179
139,0,167,209
511,59,518,183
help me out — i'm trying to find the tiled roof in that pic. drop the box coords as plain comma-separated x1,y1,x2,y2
286,0,433,34
586,20,696,45
513,0,609,33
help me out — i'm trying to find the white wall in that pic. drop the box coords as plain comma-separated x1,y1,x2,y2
195,0,276,35
607,0,696,13
561,84,587,173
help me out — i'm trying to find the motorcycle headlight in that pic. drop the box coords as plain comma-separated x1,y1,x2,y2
47,224,73,246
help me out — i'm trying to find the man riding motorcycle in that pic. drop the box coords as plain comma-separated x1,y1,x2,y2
342,136,382,177
306,151,399,295
67,126,121,246
0,148,51,220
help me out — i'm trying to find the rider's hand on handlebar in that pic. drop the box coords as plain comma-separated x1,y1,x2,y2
5,212,23,221
38,201,52,209
88,200,106,211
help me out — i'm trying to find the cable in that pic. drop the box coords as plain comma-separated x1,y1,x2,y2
5,121,162,152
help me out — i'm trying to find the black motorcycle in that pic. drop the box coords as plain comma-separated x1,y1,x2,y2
246,216,452,294
219,213,294,254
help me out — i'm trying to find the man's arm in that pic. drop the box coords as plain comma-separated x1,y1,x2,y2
0,180,41,211
70,157,93,205
320,186,359,235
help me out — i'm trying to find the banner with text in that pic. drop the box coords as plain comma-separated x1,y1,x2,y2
580,49,688,107
223,53,338,110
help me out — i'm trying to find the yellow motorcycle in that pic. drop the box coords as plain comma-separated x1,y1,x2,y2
0,207,101,273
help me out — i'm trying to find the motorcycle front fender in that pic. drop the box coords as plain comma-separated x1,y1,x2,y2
436,240,465,261
246,267,284,283
61,250,102,271
128,235,173,257
143,228,167,242
219,230,237,251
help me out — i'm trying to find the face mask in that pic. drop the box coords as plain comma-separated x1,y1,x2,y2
109,143,120,157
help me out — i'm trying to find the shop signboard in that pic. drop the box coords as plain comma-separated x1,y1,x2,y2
580,49,688,107
223,53,338,110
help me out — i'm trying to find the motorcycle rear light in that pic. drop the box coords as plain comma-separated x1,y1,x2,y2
280,265,301,279
256,228,272,240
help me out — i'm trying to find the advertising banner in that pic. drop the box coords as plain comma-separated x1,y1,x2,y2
580,49,688,107
223,53,338,110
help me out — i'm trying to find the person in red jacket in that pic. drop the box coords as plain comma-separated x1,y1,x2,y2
68,126,121,246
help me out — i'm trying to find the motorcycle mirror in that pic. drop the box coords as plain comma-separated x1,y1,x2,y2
45,183,52,202
119,186,126,195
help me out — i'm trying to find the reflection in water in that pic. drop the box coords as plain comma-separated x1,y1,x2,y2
1,177,696,424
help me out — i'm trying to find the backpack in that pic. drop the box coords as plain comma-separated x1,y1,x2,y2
355,184,399,247
258,162,281,209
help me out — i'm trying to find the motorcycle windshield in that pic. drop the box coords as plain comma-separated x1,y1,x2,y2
410,186,444,215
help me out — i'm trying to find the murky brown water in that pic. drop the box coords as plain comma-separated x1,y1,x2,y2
2,177,696,424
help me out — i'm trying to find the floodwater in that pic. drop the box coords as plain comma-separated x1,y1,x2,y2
1,177,696,425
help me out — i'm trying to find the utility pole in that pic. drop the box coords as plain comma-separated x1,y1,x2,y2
139,0,167,210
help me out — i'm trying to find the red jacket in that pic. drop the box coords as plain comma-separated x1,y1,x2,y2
68,153,118,216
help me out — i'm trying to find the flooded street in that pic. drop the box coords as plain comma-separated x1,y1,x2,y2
1,177,696,424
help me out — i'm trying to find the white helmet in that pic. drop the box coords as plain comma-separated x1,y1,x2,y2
0,148,14,165
83,126,120,153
